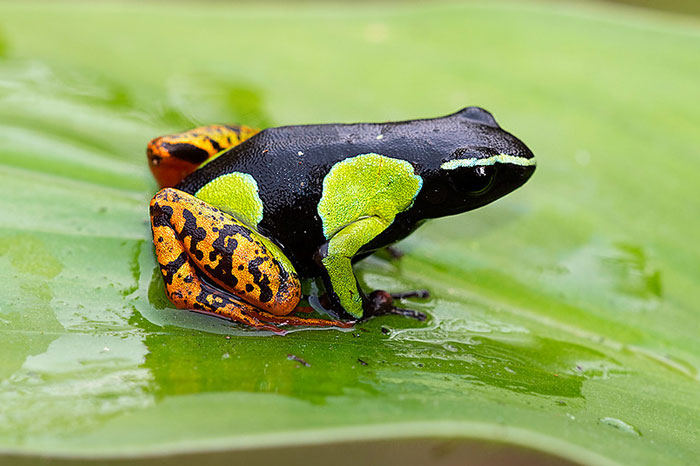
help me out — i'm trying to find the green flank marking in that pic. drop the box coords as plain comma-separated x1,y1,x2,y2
318,153,423,317
195,172,264,229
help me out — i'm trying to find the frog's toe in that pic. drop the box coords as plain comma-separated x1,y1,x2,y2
390,290,430,300
386,307,427,321
363,290,428,322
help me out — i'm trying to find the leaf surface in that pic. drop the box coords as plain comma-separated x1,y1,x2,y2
0,2,699,464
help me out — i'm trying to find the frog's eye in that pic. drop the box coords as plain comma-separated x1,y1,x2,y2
444,161,497,197
468,166,496,195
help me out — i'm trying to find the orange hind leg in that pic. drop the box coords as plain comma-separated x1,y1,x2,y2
150,188,352,333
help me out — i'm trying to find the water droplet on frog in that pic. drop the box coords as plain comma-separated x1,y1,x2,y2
599,417,641,436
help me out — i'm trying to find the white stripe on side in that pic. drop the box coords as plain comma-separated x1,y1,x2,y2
441,154,536,170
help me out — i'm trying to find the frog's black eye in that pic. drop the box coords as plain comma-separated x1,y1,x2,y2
457,107,500,128
469,166,496,195
445,163,496,197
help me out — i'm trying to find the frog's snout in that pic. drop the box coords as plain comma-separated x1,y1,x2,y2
498,148,536,190
511,157,536,185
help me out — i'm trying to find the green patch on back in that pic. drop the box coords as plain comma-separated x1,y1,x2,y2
195,172,264,229
318,153,423,239
318,153,423,317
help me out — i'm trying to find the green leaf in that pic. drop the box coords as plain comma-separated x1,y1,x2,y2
0,2,698,464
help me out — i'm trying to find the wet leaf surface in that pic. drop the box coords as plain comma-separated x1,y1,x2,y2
0,2,698,465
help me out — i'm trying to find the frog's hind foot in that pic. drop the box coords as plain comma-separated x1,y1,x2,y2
190,306,352,334
363,290,429,322
249,310,354,329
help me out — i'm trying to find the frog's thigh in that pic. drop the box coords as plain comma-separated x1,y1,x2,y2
150,188,301,316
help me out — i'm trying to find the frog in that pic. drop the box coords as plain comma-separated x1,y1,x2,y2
147,107,536,333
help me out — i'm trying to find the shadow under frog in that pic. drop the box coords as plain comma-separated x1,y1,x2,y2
134,264,595,405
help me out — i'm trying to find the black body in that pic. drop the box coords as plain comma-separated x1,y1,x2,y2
178,107,535,277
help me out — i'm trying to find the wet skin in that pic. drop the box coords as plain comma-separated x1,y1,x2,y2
147,107,536,333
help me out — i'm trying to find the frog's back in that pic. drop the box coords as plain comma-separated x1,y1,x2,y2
177,112,497,198
175,110,524,274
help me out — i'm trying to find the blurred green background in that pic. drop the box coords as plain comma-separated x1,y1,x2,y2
607,0,700,16
0,1,698,465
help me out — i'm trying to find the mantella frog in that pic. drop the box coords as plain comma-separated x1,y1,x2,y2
147,107,536,333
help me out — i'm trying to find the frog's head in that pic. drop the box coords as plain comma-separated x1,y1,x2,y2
417,107,536,218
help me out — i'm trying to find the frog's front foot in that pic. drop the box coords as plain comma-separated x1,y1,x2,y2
363,290,429,322
385,246,405,260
